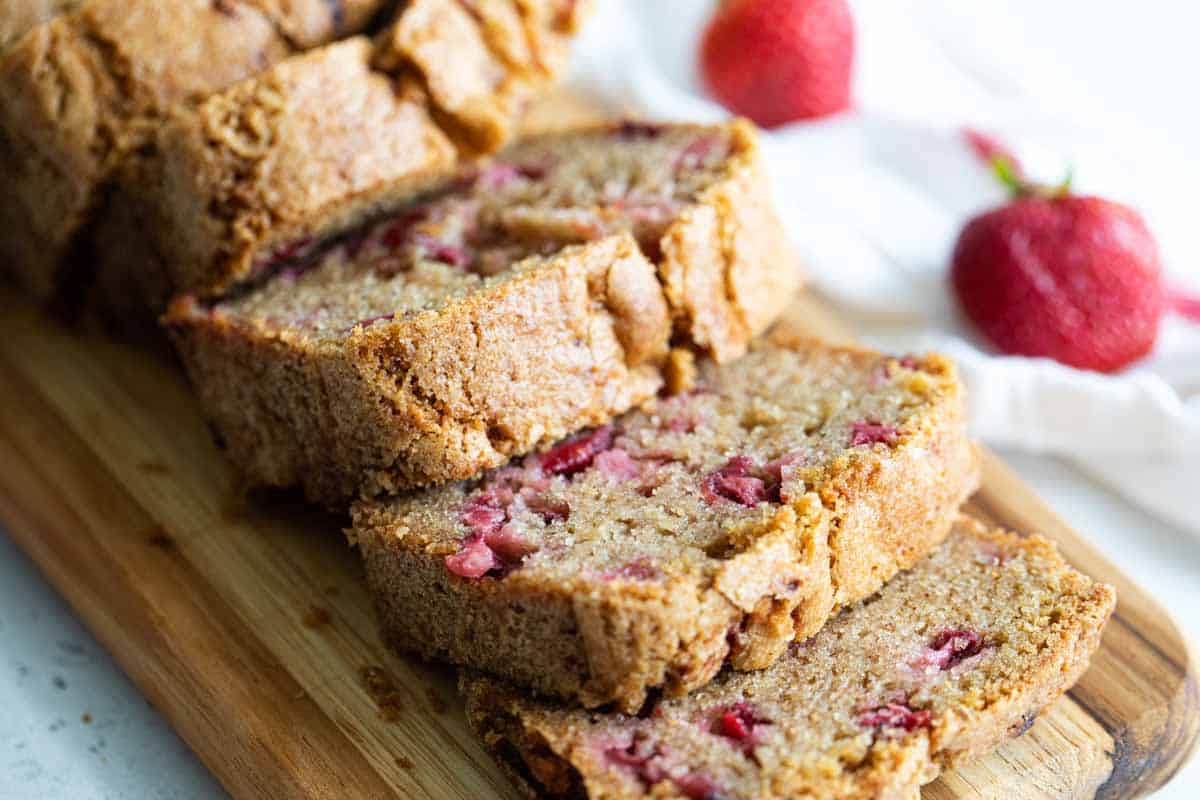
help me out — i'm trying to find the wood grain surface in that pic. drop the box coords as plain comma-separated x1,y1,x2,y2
0,288,1195,799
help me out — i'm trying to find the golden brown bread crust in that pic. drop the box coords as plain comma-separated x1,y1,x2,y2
460,518,1116,800
166,234,671,504
658,120,800,362
0,0,293,300
353,338,979,712
0,0,396,304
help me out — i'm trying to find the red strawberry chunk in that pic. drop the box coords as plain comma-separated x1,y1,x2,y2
539,426,615,476
444,534,498,578
706,700,772,758
672,772,725,800
601,557,662,582
483,525,533,564
460,491,508,537
914,629,986,672
672,135,723,171
603,736,724,798
850,420,899,447
413,233,470,267
701,456,767,506
594,448,641,481
857,701,932,732
522,491,570,523
379,209,430,249
616,120,665,140
603,736,670,785
452,486,541,577
717,710,751,740
475,161,549,189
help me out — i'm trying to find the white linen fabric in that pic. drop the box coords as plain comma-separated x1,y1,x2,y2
568,0,1200,535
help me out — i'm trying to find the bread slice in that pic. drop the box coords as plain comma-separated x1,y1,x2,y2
0,0,393,302
352,334,978,712
165,120,801,504
461,517,1115,800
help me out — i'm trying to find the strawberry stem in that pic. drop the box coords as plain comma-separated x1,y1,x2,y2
1055,167,1074,198
1168,286,1200,322
990,156,1025,196
964,127,1074,200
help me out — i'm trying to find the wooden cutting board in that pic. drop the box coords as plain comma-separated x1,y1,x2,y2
0,287,1195,800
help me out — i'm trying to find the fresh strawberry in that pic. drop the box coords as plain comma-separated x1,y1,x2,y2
700,0,854,128
951,137,1168,373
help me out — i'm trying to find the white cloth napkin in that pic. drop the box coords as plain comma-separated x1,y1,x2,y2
569,0,1200,535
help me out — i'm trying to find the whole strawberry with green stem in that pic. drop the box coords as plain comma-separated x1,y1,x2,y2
700,0,854,128
952,134,1199,373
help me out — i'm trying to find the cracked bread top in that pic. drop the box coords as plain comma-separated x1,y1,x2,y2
100,0,589,311
373,0,589,152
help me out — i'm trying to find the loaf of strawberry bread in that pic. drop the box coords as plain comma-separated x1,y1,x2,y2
0,0,394,302
92,0,589,313
352,334,979,712
461,517,1115,799
166,120,801,504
